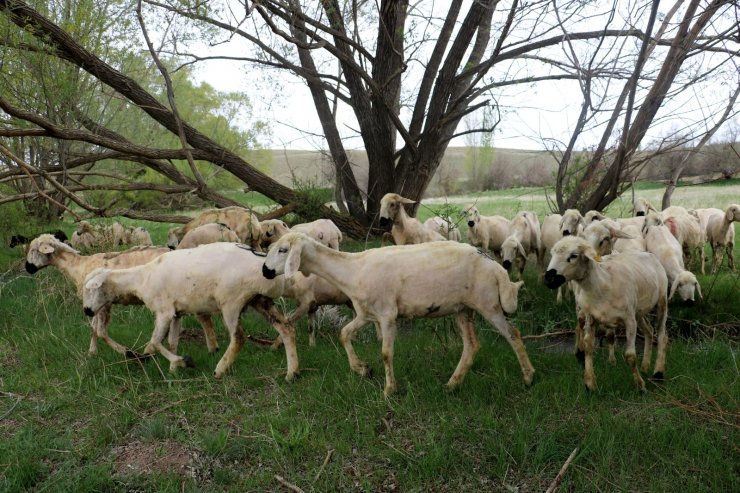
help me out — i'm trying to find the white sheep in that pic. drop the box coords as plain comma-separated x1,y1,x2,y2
584,210,606,223
580,221,634,258
24,234,219,357
262,233,535,396
128,226,153,247
167,206,261,249
544,236,669,391
69,221,97,250
642,213,700,304
559,209,585,237
259,219,291,249
705,204,739,273
175,223,240,250
541,213,571,303
462,205,510,260
661,209,705,274
378,193,445,245
82,243,299,380
632,198,657,217
423,216,462,242
500,211,543,279
290,219,344,250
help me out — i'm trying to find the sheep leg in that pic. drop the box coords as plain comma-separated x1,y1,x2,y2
574,312,586,365
638,317,654,373
379,319,398,396
195,315,219,352
652,296,669,380
483,309,535,386
727,243,735,271
339,316,372,377
145,314,188,373
88,316,99,356
446,310,481,391
94,305,142,358
167,316,182,353
711,245,722,273
582,316,597,391
700,246,706,275
213,305,247,379
252,299,300,381
606,329,616,366
623,318,645,391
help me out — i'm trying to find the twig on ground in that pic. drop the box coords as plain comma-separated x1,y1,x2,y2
275,474,306,493
522,330,574,340
545,447,579,493
314,448,335,482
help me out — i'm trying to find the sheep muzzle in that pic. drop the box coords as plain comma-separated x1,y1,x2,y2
467,220,475,227
84,307,95,317
544,269,566,289
502,260,512,271
25,262,39,274
378,217,392,229
262,264,277,279
562,230,571,236
635,211,645,217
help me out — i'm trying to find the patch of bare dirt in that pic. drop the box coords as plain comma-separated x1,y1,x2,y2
112,440,195,477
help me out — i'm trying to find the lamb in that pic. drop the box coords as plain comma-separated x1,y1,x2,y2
642,213,700,304
500,211,543,279
262,233,535,396
82,242,299,380
167,206,261,249
378,193,445,245
462,205,510,260
24,234,218,357
175,223,240,250
423,216,462,242
290,219,344,250
704,204,739,273
544,236,669,391
632,198,657,217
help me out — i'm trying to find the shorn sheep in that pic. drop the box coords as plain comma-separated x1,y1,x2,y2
642,213,701,304
544,236,669,391
378,193,445,245
559,209,585,237
500,211,543,279
423,216,462,242
632,198,657,217
175,223,240,250
662,208,705,273
82,243,299,380
167,206,261,249
705,204,739,273
463,205,510,260
259,219,291,249
24,234,218,357
290,219,344,250
262,232,535,396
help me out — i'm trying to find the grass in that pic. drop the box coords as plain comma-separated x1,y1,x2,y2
0,183,738,492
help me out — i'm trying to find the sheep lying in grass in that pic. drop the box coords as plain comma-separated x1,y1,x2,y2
379,193,445,245
24,234,219,357
705,204,739,273
262,232,534,396
423,216,462,242
642,213,701,304
501,211,543,280
167,206,261,249
69,221,152,250
463,205,510,260
544,236,668,391
175,223,239,250
82,242,299,380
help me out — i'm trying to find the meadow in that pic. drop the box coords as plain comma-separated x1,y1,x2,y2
0,182,738,492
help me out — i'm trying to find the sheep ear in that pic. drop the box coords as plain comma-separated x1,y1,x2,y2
516,240,527,258
609,226,633,240
85,276,103,290
695,281,703,300
38,243,55,254
558,215,565,230
284,242,303,279
577,213,586,229
668,276,680,301
726,207,735,222
399,197,416,205
648,202,657,213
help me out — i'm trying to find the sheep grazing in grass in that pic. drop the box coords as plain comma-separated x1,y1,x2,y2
167,206,261,249
462,205,510,261
544,236,668,391
175,223,239,250
378,193,445,245
423,216,462,242
82,243,299,380
642,213,701,304
262,232,534,396
704,204,739,273
500,211,543,280
24,234,219,357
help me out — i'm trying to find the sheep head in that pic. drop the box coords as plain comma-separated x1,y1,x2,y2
166,226,185,249
582,222,633,257
641,212,663,234
669,271,702,305
463,205,480,228
82,268,112,316
544,236,597,288
379,193,415,229
633,198,656,217
584,210,606,223
25,234,75,274
262,232,308,280
559,209,585,236
500,236,526,271
725,204,740,222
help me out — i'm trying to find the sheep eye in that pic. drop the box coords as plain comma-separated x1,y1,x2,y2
568,253,578,261
278,247,288,254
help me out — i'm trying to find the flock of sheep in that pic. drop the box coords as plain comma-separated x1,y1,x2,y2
20,196,739,395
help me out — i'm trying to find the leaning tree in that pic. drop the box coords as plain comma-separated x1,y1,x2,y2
1,0,738,235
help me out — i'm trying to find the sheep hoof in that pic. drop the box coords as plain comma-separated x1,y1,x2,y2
182,355,195,368
285,370,300,382
575,350,585,366
651,371,664,381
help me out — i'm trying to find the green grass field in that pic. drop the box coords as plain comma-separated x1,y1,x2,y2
0,183,738,492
